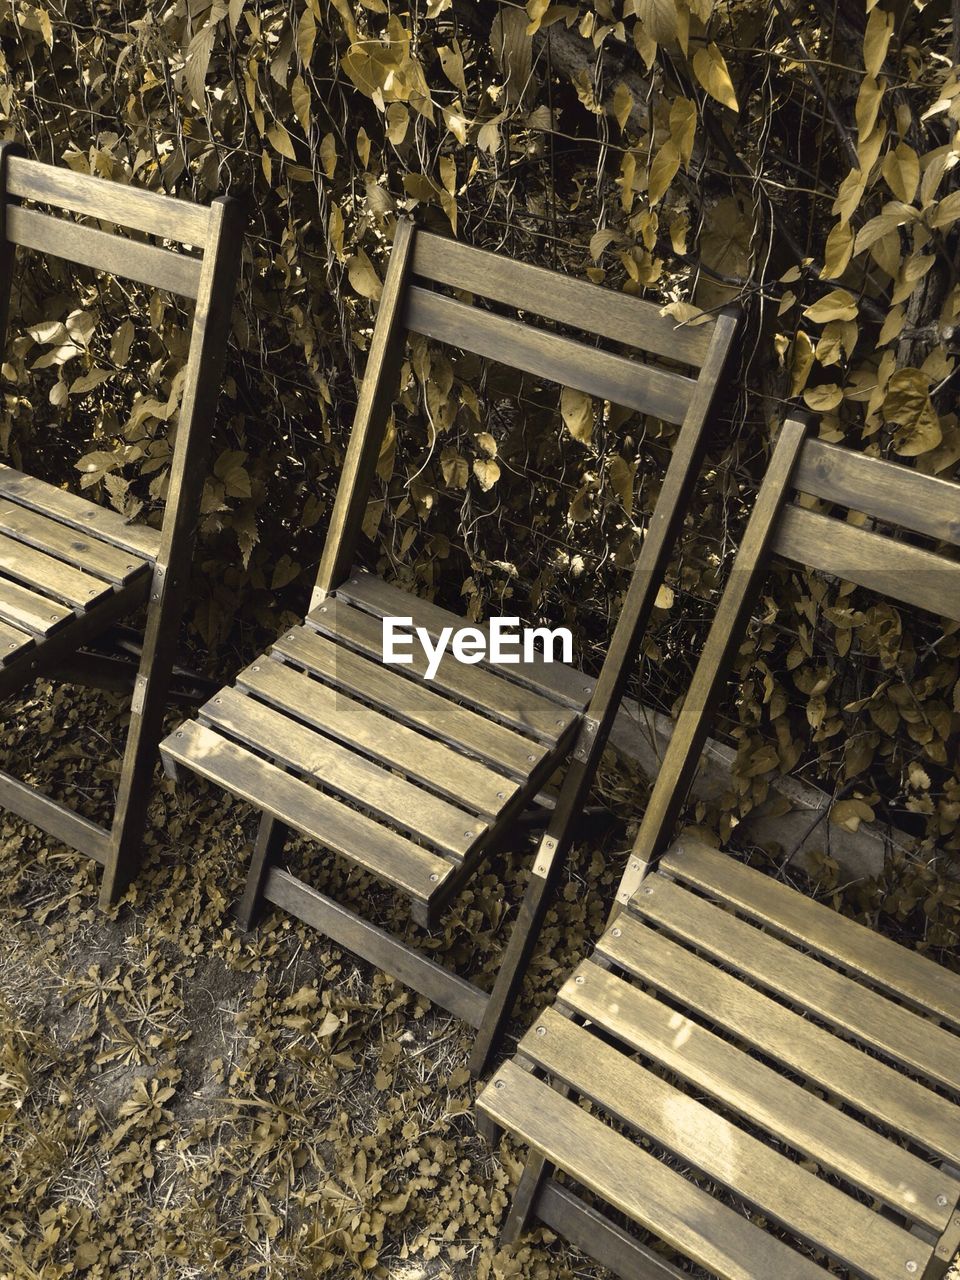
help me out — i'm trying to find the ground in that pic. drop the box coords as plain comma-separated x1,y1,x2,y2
0,680,958,1279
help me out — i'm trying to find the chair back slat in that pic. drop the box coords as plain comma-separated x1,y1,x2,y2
793,439,960,547
6,154,211,246
618,416,960,900
6,205,202,299
403,285,697,423
410,230,714,367
771,505,960,621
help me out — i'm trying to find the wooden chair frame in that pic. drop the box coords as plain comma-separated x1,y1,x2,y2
161,218,739,1074
479,414,960,1278
0,143,244,906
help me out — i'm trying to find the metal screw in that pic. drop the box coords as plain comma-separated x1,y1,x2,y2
252,665,260,672
642,885,653,894
464,830,474,838
555,718,563,726
906,1263,918,1274
176,731,183,738
582,684,590,692
611,927,621,938
429,873,438,882
527,754,536,762
49,612,58,620
494,1079,504,1089
937,1194,949,1207
496,791,506,800
320,606,327,612
535,1025,546,1036
575,975,585,985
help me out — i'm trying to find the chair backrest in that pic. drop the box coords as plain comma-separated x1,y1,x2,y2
0,144,244,569
617,414,960,905
313,218,740,744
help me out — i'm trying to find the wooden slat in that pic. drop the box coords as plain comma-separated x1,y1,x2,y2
521,1008,930,1278
263,867,488,1027
200,685,485,859
336,570,593,710
6,206,202,299
536,1182,688,1280
272,627,553,779
411,232,714,367
0,534,111,609
0,498,147,584
596,914,960,1162
793,438,960,547
237,656,517,818
404,286,697,423
0,766,110,863
6,155,211,245
662,839,960,1030
632,874,960,1092
0,616,33,663
773,504,960,620
160,720,455,903
0,465,160,560
309,598,578,744
558,961,957,1232
0,576,73,636
478,1061,833,1280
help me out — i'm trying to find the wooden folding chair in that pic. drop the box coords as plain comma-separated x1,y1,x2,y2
478,414,960,1279
159,219,739,1073
0,143,244,906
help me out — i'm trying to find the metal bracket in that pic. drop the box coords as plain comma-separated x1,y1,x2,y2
532,835,558,879
572,716,600,764
617,854,649,905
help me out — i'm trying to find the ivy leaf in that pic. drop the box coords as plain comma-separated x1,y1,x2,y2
267,123,296,160
863,6,894,76
472,458,500,490
692,43,738,112
830,798,875,832
611,82,633,132
291,75,311,133
647,140,680,204
347,251,383,302
883,368,942,456
881,142,919,204
803,289,858,323
560,386,594,444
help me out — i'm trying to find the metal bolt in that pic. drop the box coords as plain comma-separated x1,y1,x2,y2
320,606,327,612
49,612,58,620
642,885,653,895
464,830,473,838
527,754,536,762
611,927,621,938
176,731,183,738
906,1263,918,1274
575,975,585,985
535,1025,546,1036
937,1194,949,1207
555,718,563,726
429,873,438,882
582,684,590,692
252,665,260,672
496,791,506,800
494,1078,504,1089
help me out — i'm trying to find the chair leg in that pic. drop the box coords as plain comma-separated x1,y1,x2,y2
468,828,574,1077
236,813,288,931
502,1151,551,1244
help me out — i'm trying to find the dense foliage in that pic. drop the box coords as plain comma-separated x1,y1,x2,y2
0,0,957,937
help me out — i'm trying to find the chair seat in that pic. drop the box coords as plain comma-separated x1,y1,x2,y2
160,571,590,921
479,839,960,1280
0,464,156,689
